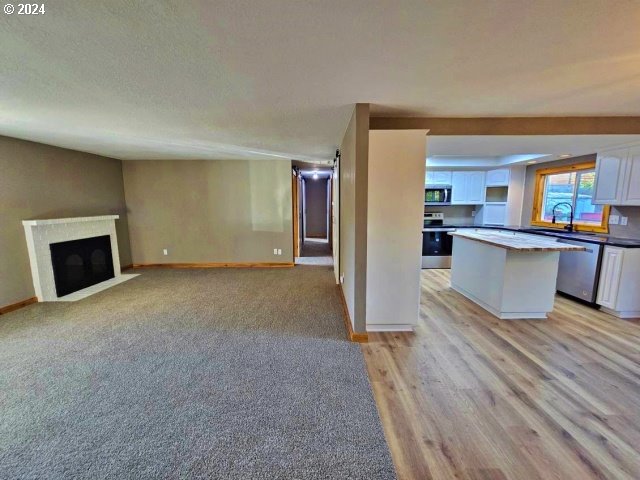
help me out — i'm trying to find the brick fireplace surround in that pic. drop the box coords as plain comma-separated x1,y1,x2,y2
22,215,136,302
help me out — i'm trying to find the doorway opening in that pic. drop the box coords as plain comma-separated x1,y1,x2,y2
293,167,333,266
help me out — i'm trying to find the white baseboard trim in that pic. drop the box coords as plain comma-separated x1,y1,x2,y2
366,324,415,332
451,282,548,320
600,307,640,319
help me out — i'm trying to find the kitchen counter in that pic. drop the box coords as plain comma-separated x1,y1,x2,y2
448,230,578,319
422,225,640,248
448,230,587,252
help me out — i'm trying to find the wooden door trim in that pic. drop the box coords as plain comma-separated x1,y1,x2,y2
292,170,300,258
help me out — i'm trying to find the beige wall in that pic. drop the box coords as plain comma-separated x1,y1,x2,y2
367,130,427,330
123,159,292,264
339,104,369,332
0,136,131,307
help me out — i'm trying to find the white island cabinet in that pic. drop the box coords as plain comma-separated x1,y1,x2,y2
448,230,585,319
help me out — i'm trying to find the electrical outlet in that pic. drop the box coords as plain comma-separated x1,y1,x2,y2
340,273,344,284
273,248,278,255
163,248,168,256
609,215,620,225
621,216,628,226
277,249,282,255
471,210,476,217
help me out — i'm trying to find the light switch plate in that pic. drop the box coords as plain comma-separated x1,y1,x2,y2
609,215,620,225
621,216,628,226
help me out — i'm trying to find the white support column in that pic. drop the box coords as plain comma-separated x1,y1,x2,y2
366,130,428,332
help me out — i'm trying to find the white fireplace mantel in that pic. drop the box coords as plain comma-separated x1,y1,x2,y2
22,215,133,302
22,215,120,226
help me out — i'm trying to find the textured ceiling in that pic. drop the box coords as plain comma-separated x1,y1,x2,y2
1,1,639,161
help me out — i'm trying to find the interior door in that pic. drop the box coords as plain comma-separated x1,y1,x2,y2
292,171,300,258
332,158,340,283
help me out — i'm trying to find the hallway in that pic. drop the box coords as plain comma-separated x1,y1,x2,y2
296,238,333,266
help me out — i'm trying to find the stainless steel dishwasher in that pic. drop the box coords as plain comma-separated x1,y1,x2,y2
555,238,603,304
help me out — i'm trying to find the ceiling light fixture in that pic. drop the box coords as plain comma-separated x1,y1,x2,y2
312,172,319,180
559,154,572,158
527,161,537,164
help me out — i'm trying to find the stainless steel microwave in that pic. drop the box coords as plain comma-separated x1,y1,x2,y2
425,185,451,205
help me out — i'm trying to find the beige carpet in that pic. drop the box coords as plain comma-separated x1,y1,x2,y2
0,265,395,479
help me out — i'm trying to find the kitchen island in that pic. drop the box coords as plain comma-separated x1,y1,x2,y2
448,230,586,319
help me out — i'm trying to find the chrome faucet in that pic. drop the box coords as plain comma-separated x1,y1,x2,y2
551,202,574,232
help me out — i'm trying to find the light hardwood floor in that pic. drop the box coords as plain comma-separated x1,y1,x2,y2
363,269,640,480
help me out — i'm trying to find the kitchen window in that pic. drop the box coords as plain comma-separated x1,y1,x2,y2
531,161,610,233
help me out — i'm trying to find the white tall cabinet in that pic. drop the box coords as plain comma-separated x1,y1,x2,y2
474,167,525,226
593,145,640,206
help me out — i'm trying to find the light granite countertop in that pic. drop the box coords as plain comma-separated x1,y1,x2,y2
448,230,587,252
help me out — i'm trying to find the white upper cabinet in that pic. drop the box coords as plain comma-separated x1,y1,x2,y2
451,172,466,203
621,146,640,205
425,170,452,185
592,147,630,205
485,169,510,187
466,172,486,203
451,171,486,204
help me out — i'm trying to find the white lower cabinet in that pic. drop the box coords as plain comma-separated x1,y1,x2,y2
596,247,624,308
596,246,640,318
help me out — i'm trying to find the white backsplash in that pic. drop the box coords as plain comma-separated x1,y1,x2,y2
424,205,476,225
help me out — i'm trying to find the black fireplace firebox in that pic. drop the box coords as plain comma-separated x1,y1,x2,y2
50,235,115,297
